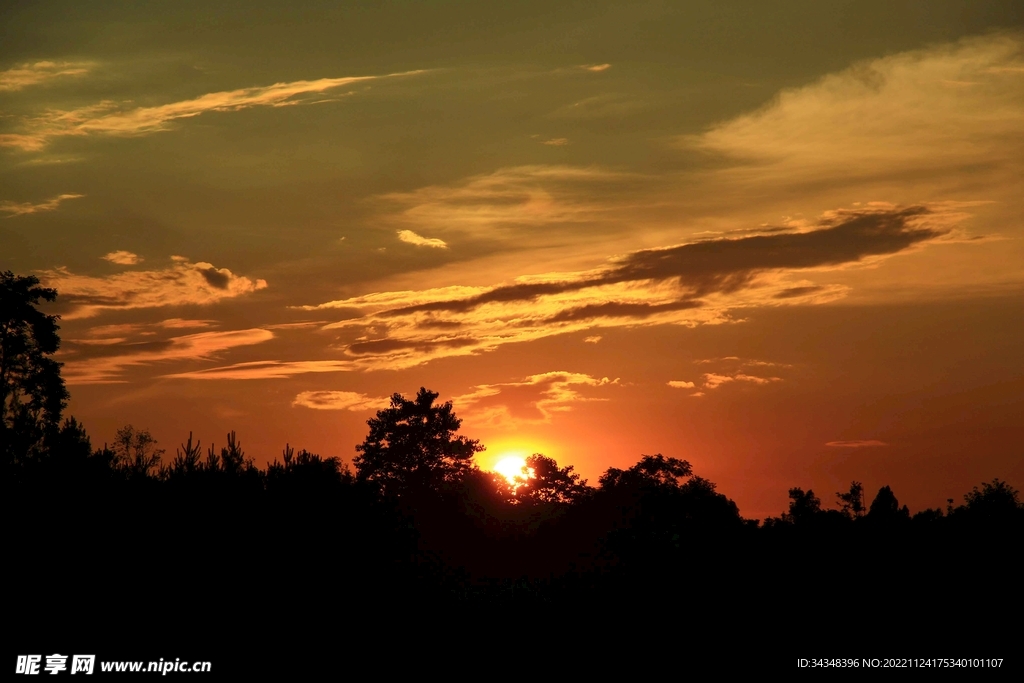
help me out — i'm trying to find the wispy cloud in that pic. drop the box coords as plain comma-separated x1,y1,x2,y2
581,64,612,72
397,229,448,248
541,138,569,146
701,372,780,390
82,319,216,340
157,318,214,329
292,391,389,411
695,357,790,368
826,440,888,448
377,165,638,238
291,204,956,372
0,193,83,217
681,34,1024,189
165,360,355,381
0,60,93,92
1,69,425,151
102,250,141,265
63,328,274,384
454,371,617,425
667,380,695,389
380,204,945,315
39,256,267,318
548,94,645,120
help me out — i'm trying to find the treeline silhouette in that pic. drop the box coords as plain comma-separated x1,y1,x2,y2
3,271,1020,661
7,401,1022,648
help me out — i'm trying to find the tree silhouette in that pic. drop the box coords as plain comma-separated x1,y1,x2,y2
959,478,1021,519
867,485,908,520
354,387,483,496
168,431,203,477
837,481,865,519
1,271,68,464
515,453,591,504
598,454,692,490
111,425,164,479
782,487,822,524
208,430,251,475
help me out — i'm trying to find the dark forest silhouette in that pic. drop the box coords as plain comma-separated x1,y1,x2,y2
4,270,1022,664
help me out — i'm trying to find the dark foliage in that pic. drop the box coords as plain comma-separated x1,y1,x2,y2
5,273,1021,669
354,387,483,496
1,271,68,467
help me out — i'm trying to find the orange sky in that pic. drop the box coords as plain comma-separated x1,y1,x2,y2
3,2,1023,518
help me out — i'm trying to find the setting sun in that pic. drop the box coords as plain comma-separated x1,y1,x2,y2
493,455,535,485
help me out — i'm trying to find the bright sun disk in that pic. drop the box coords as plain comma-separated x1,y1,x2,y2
493,455,534,485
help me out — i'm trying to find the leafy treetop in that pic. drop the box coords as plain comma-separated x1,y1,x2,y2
1,271,68,463
354,387,483,496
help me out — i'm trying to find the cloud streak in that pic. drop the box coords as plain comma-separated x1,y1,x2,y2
701,372,781,390
377,165,639,238
0,60,93,92
1,69,424,151
178,204,952,380
39,256,268,318
379,204,944,317
165,360,355,381
454,371,617,425
288,204,955,372
292,391,390,411
63,329,274,384
397,230,448,248
1,193,83,217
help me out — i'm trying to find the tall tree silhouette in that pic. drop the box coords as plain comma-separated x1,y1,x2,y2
516,453,591,504
864,485,910,524
837,481,866,519
1,271,68,464
782,487,822,524
111,425,164,479
354,387,483,496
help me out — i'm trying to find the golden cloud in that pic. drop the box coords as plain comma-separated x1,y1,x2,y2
0,60,93,92
681,33,1024,190
1,69,425,151
454,371,618,425
701,372,781,390
102,250,141,265
377,165,638,238
292,391,390,411
0,193,84,217
63,328,274,384
165,360,355,381
180,203,957,380
295,205,946,371
39,257,268,318
397,229,448,248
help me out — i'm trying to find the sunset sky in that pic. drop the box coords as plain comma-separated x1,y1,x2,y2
3,1,1022,517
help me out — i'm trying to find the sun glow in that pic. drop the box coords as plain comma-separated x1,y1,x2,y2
493,455,535,485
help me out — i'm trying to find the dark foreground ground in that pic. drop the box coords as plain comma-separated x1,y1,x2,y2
7,438,1021,675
